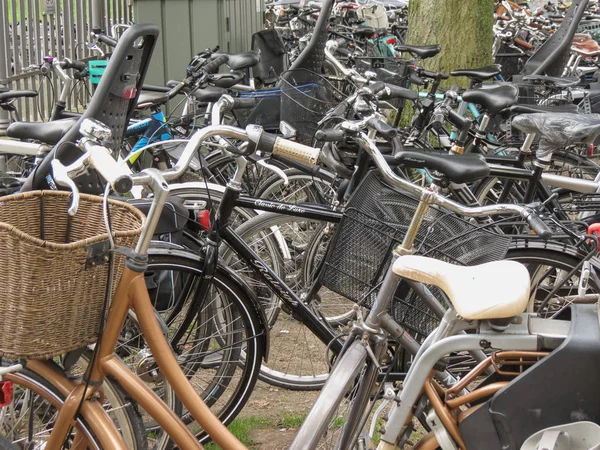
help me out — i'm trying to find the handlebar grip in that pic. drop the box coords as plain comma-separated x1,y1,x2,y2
410,73,425,85
367,118,397,139
166,81,186,99
314,128,345,142
365,81,387,95
523,209,552,240
63,59,88,71
97,34,118,47
379,84,418,101
246,125,320,166
203,55,229,74
232,97,257,109
272,138,320,166
421,69,449,80
336,46,352,57
88,145,133,194
330,101,350,117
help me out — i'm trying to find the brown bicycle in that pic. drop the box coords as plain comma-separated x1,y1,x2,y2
0,118,320,449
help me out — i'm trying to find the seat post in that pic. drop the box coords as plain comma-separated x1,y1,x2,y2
475,113,490,139
520,132,536,155
524,148,553,203
429,308,459,345
395,189,436,255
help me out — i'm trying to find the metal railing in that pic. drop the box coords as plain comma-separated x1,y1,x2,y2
0,0,132,128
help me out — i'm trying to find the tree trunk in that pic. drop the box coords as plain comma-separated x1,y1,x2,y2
407,0,494,87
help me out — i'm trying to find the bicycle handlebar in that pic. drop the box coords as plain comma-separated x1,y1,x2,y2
96,33,118,47
62,58,87,72
366,117,397,139
202,55,229,75
416,68,449,80
315,128,345,142
232,97,257,109
245,125,320,166
52,121,551,239
354,132,552,238
84,140,133,194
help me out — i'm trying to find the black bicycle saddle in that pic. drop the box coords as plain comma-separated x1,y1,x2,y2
394,151,490,184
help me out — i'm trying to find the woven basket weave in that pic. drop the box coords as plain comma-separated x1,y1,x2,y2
0,190,145,359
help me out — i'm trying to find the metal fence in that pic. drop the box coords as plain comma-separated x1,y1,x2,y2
0,0,132,127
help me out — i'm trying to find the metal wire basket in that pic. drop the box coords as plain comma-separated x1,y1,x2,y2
233,89,282,131
320,172,511,336
279,69,341,145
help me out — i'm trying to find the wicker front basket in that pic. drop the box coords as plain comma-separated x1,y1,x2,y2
0,191,145,359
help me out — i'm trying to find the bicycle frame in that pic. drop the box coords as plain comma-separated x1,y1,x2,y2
176,163,480,384
126,109,174,163
27,262,244,450
192,185,347,354
22,169,247,450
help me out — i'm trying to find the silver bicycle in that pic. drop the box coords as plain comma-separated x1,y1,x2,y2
288,122,589,450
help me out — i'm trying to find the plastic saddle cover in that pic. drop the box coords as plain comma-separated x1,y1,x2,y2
520,421,600,450
511,113,600,158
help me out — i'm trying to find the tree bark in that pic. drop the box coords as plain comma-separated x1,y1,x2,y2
406,0,494,87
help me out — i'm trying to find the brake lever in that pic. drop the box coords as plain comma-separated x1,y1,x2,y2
526,192,558,214
51,159,81,216
86,40,105,58
257,159,289,186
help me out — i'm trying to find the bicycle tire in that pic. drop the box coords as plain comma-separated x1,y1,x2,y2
223,211,345,390
505,246,600,315
120,251,265,444
256,168,338,206
169,183,284,327
2,366,145,450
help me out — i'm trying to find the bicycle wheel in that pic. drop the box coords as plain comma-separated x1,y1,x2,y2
69,356,152,450
473,150,600,208
170,183,283,326
222,212,352,390
116,251,265,444
505,246,600,316
256,168,338,206
1,366,145,450
289,340,373,450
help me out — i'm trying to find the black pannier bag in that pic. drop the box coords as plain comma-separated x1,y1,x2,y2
130,195,189,311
